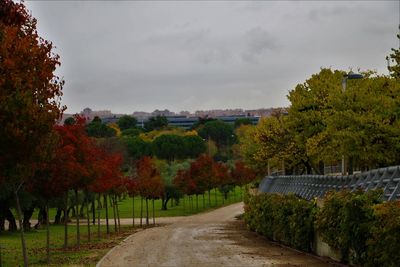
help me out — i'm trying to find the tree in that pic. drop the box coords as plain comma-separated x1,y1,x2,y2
183,135,206,159
135,157,164,225
86,116,116,138
54,116,100,248
234,118,253,128
0,1,65,265
123,136,153,160
197,120,235,149
117,115,138,131
144,115,168,132
388,33,400,80
121,128,142,137
152,134,186,162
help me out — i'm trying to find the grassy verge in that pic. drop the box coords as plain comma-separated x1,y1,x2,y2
4,187,243,266
32,187,245,220
0,224,144,267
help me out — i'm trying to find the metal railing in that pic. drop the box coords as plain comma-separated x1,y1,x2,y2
258,165,400,201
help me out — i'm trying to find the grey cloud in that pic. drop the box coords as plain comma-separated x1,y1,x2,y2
241,27,279,63
25,1,398,114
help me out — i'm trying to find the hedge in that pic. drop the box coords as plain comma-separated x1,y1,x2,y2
243,192,315,252
244,189,400,266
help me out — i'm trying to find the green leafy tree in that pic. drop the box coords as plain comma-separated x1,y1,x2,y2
183,135,206,159
144,115,168,132
387,33,400,80
234,117,253,128
152,134,186,162
120,128,142,137
197,120,235,148
123,136,152,160
117,115,138,131
86,116,116,138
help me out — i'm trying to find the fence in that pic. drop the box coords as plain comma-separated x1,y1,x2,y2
258,165,400,201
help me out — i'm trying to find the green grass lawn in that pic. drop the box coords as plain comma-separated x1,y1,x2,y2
3,187,244,266
32,186,245,221
0,224,142,267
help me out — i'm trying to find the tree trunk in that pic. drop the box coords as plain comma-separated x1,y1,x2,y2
104,194,109,235
15,189,28,267
202,194,205,209
146,198,149,226
0,213,4,232
46,203,50,264
182,195,185,213
196,195,198,211
161,196,170,211
152,199,155,225
91,200,96,225
132,195,135,227
208,190,211,207
348,157,354,175
140,197,143,227
5,208,17,231
116,196,121,232
64,191,68,249
97,194,101,239
86,195,91,242
74,189,80,248
214,189,217,206
112,195,117,233
23,206,34,230
54,208,62,225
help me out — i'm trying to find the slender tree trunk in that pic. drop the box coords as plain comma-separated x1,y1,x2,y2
112,195,117,232
202,194,205,209
74,189,80,248
146,198,149,226
97,194,101,239
182,195,185,213
208,190,211,207
152,199,155,225
46,203,50,264
14,190,28,267
214,189,217,206
104,194,109,235
196,194,198,211
132,195,135,227
240,186,243,200
140,197,143,227
54,208,62,225
91,200,96,225
4,208,17,231
64,191,68,249
86,195,91,242
116,197,121,232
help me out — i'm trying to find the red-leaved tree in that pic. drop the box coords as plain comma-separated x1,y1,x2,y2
0,1,65,265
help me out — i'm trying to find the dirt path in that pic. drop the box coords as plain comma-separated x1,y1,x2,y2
97,202,338,267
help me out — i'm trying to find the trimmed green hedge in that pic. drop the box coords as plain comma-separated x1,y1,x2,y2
244,193,315,252
244,190,400,266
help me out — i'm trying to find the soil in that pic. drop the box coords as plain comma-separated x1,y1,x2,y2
97,202,342,267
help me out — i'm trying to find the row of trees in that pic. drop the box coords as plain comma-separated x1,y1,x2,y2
237,35,400,175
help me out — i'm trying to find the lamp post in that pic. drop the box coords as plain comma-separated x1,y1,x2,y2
341,72,363,175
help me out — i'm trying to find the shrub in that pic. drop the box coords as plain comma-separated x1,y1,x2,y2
244,192,316,252
315,189,382,265
365,201,400,267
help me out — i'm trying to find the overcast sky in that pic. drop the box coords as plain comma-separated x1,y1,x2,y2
25,1,399,114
